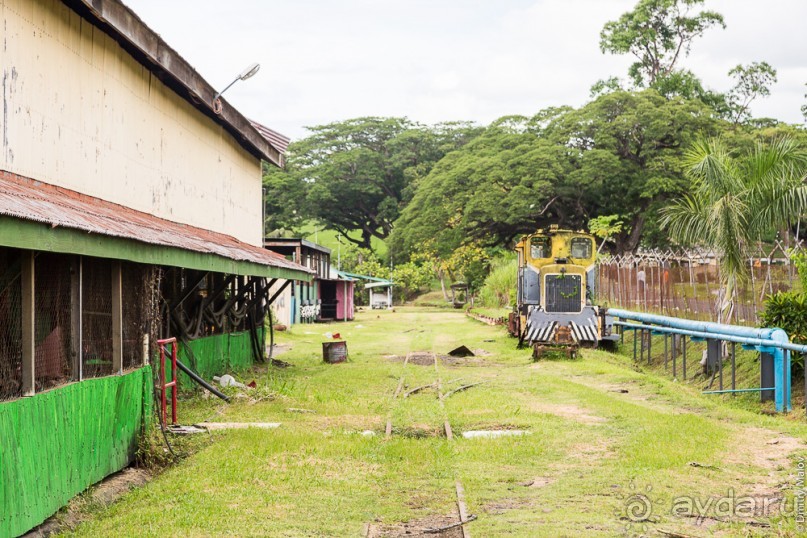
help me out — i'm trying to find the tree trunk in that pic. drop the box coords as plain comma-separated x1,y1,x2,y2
439,271,449,301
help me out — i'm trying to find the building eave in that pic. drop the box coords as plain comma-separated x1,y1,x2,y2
62,0,284,167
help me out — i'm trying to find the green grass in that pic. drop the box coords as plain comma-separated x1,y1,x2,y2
61,309,807,537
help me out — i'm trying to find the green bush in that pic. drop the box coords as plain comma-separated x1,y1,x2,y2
759,291,807,374
478,255,517,308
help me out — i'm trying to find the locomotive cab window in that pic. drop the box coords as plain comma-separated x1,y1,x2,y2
570,238,592,259
530,237,550,259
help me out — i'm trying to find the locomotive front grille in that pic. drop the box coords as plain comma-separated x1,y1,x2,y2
545,274,581,313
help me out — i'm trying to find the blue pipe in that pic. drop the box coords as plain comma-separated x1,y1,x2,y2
607,308,778,340
614,321,807,354
609,308,803,413
702,387,775,395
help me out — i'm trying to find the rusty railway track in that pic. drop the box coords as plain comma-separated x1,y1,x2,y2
383,351,472,538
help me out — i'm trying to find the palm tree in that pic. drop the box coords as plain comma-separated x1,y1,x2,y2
661,137,807,322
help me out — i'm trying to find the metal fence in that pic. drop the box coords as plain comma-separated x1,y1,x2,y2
0,247,160,401
597,241,804,325
34,253,73,391
82,257,114,378
0,248,23,401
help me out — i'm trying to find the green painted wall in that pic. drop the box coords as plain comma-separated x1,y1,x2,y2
0,367,152,538
175,329,263,387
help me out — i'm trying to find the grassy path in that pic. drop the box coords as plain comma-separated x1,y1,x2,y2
62,308,807,537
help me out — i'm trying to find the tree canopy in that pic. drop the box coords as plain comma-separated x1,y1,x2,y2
599,0,725,87
391,89,718,258
263,117,481,248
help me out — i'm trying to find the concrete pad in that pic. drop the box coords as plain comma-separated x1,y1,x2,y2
199,422,281,430
461,430,530,439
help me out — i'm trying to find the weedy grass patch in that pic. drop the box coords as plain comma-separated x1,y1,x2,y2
62,308,807,537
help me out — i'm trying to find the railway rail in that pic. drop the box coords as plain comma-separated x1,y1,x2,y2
381,351,474,537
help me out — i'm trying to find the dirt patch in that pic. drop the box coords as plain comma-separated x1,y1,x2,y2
517,476,556,488
529,403,608,425
723,426,805,499
483,497,533,515
24,467,150,536
440,355,489,367
408,352,436,366
384,354,407,363
393,424,444,438
365,515,464,537
726,427,804,470
551,440,614,472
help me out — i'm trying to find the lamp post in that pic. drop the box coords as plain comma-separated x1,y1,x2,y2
212,63,260,114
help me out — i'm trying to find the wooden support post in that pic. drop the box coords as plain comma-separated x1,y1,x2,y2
112,261,123,374
21,251,35,396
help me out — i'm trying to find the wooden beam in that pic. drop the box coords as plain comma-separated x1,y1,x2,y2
111,261,123,374
21,251,34,396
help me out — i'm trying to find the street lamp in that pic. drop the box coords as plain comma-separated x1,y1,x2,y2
212,63,260,114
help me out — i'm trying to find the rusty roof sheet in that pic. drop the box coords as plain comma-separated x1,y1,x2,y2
250,120,292,157
0,171,312,277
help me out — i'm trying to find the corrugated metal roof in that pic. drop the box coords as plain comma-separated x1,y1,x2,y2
0,171,313,277
250,120,292,157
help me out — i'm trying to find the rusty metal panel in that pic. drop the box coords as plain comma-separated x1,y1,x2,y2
0,171,312,275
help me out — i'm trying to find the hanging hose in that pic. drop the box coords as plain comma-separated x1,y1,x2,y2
247,310,264,364
177,338,230,402
175,357,230,402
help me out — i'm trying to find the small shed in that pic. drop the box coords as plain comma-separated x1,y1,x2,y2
366,280,393,309
320,267,357,321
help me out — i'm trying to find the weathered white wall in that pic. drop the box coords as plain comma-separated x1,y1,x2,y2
0,0,263,246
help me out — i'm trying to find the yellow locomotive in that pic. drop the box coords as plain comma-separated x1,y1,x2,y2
509,226,617,358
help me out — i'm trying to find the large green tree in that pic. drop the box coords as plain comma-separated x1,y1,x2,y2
263,118,481,248
390,114,571,258
661,137,807,320
392,91,719,258
543,89,718,252
599,0,725,88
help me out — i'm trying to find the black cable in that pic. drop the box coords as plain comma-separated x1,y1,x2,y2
150,366,176,458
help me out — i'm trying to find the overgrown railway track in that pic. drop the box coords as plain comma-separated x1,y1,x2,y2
379,351,474,537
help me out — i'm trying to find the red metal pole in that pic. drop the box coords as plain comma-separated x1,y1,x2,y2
159,340,166,426
157,337,178,426
170,340,177,425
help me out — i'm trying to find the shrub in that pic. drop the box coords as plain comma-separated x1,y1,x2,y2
478,255,517,308
759,291,807,374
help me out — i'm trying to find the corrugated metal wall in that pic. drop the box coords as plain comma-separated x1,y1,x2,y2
0,0,263,246
0,366,152,538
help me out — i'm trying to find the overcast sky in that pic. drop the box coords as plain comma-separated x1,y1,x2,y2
124,0,807,140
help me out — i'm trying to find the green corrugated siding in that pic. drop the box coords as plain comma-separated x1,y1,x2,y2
0,367,152,538
176,329,262,387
